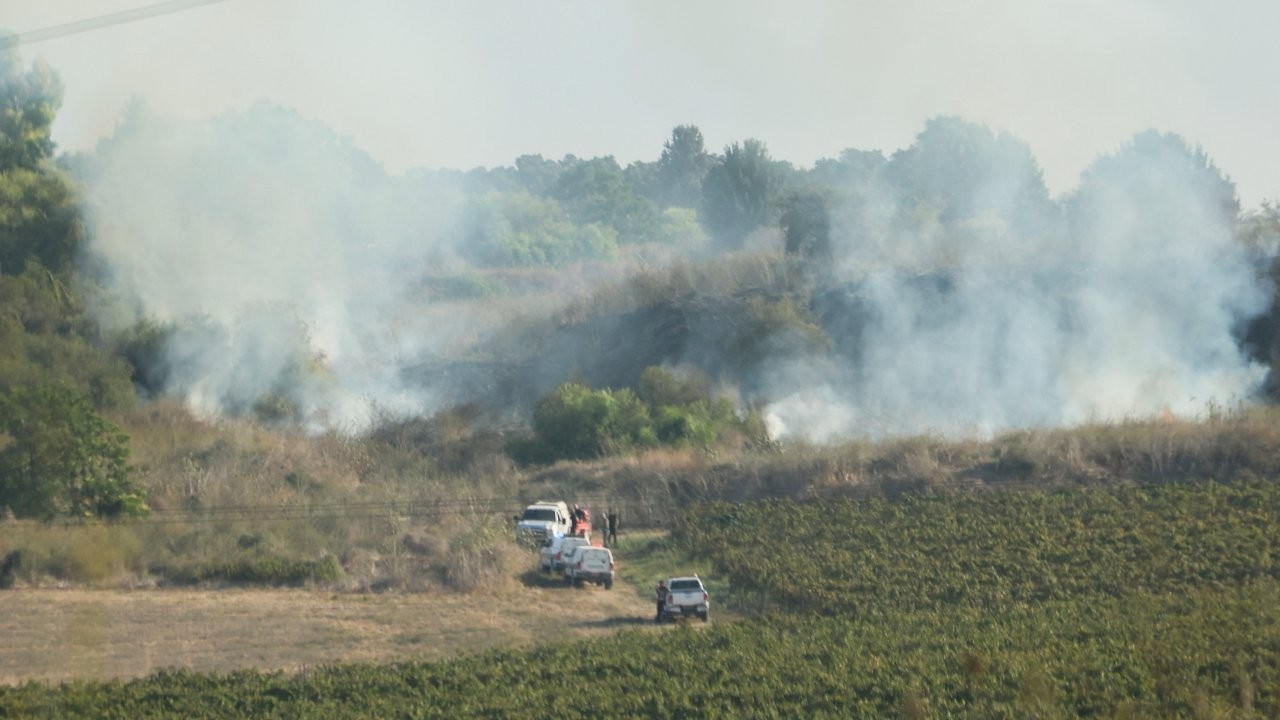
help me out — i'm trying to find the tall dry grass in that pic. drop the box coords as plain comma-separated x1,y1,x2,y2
7,397,1280,589
524,406,1280,506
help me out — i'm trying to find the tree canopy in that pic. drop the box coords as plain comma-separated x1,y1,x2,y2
700,139,781,248
0,384,146,519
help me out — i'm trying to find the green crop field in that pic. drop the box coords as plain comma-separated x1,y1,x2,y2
4,478,1279,718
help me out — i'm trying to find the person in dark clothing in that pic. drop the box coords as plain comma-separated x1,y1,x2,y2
655,580,668,623
606,511,619,546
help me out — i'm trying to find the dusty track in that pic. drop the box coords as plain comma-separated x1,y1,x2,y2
0,577,655,684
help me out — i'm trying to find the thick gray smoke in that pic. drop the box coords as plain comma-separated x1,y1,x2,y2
82,101,475,430
80,105,1270,442
763,125,1269,440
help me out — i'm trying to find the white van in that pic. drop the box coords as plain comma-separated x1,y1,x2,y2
540,535,591,573
564,546,615,589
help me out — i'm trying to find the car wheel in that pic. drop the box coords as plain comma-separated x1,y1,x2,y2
563,575,573,586
604,580,613,590
699,612,708,622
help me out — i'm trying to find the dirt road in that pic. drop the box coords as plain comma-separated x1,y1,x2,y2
0,576,655,684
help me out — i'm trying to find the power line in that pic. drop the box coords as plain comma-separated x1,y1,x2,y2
0,496,677,528
0,0,230,50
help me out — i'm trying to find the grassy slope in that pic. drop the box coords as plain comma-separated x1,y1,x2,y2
5,476,1279,717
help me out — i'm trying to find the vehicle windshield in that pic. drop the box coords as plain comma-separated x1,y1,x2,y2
670,580,702,591
521,508,557,522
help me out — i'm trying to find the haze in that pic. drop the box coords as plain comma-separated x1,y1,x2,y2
5,0,1278,207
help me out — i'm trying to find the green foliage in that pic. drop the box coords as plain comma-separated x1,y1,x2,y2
0,48,62,171
551,156,660,244
1240,202,1280,395
806,147,886,192
654,125,713,209
463,191,618,267
169,553,341,587
423,271,507,301
0,165,83,276
700,139,782,247
1070,129,1239,240
512,382,656,463
512,369,768,464
885,115,1055,235
0,50,82,277
637,367,742,449
0,384,146,519
0,267,136,409
676,479,1280,615
651,207,709,248
725,296,830,374
780,189,833,264
109,318,174,397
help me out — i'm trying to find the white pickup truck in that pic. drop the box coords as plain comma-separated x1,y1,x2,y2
660,576,709,622
515,501,572,546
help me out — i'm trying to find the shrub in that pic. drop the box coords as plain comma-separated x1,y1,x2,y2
169,553,341,587
0,384,147,519
511,382,656,464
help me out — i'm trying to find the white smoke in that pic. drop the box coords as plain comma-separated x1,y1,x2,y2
79,105,1271,443
763,124,1270,440
81,101,474,430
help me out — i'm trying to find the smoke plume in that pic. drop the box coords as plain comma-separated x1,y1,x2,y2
81,101,474,430
763,125,1269,440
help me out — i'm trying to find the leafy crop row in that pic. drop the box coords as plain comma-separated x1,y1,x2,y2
5,478,1278,717
675,479,1280,615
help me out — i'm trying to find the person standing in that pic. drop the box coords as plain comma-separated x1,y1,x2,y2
655,580,669,623
606,511,619,546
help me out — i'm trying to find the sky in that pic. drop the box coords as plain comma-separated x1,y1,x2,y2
4,0,1279,207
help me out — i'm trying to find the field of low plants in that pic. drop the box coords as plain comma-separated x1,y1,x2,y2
4,477,1279,717
675,478,1280,614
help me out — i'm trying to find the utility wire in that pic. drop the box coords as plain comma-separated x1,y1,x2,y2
0,0,230,50
0,496,676,527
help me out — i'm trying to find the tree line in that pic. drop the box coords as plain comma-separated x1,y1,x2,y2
3,44,1280,518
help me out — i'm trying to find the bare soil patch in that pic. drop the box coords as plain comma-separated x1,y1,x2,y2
0,579,655,684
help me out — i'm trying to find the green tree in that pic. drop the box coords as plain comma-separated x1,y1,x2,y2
515,382,656,463
655,125,713,209
781,190,833,265
1068,130,1239,245
0,384,146,519
0,47,61,170
463,191,618,267
807,148,886,192
0,266,134,409
551,156,659,244
0,49,80,276
885,116,1054,236
512,154,565,196
0,166,83,276
700,139,780,248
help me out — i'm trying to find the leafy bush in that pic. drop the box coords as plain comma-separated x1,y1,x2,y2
511,369,767,464
463,191,618,267
0,384,147,519
510,382,656,464
168,553,340,587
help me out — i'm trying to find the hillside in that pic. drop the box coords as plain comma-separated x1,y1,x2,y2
4,475,1276,717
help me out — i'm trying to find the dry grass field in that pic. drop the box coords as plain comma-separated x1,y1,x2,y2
0,577,656,685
